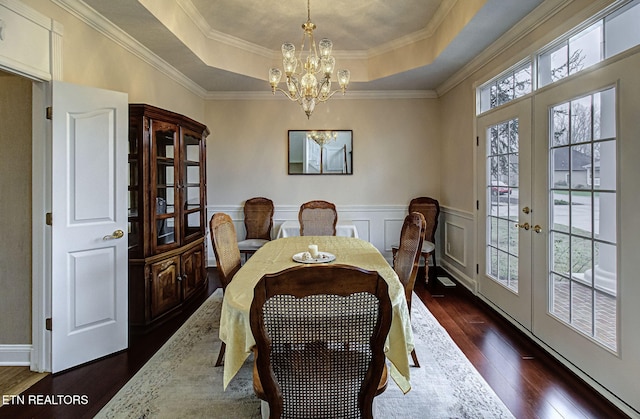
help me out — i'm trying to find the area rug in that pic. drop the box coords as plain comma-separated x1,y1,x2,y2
95,289,514,419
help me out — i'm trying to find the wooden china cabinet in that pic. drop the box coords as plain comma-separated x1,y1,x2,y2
128,104,209,332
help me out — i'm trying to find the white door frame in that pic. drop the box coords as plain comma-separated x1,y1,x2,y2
0,0,63,372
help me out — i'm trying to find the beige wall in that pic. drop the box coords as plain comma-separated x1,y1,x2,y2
205,97,441,207
23,0,205,121
0,74,32,344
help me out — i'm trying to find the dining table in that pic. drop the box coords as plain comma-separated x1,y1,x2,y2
218,235,414,394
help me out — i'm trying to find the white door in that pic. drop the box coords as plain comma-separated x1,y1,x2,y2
476,99,532,329
532,53,640,413
51,81,128,373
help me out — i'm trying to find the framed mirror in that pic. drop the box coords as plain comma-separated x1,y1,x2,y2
288,130,353,175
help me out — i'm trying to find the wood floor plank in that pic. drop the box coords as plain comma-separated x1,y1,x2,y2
0,367,48,399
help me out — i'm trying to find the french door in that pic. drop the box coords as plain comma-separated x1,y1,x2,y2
476,99,532,329
531,53,640,412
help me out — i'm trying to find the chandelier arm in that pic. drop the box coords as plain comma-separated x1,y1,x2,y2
273,87,299,102
316,89,340,103
286,76,303,100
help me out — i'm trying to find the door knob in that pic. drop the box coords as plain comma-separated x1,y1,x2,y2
514,222,530,230
522,206,531,214
533,225,543,233
103,229,125,240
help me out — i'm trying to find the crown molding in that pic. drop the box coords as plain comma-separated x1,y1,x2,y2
52,0,208,98
0,0,52,28
177,0,273,59
205,89,437,101
367,0,458,58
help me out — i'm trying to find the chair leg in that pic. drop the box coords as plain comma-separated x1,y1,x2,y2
411,348,420,367
422,252,430,286
215,342,226,367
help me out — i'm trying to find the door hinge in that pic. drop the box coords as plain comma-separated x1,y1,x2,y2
476,200,479,210
476,264,479,275
45,318,52,331
46,107,52,120
46,212,53,226
476,136,479,146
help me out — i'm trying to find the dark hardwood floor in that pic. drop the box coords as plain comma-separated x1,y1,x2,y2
0,268,628,419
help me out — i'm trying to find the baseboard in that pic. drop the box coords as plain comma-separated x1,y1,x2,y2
0,344,32,366
440,260,476,292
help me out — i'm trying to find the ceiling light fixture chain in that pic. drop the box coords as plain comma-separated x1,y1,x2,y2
268,0,350,118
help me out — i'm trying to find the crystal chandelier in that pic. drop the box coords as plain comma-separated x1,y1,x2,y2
307,130,337,147
268,0,350,118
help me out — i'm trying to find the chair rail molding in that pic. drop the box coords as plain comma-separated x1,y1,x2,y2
206,204,409,266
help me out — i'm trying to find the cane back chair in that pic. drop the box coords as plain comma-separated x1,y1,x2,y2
237,197,274,259
392,197,440,286
209,212,242,367
298,200,338,236
393,212,425,367
250,264,392,419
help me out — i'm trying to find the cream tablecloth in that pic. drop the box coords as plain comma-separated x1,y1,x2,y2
219,236,414,393
275,220,359,238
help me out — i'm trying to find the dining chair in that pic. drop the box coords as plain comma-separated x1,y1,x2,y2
298,200,338,236
250,264,391,419
209,212,242,367
237,197,274,260
392,197,440,286
393,212,426,367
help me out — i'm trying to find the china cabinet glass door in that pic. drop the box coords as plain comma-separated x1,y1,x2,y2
128,122,140,255
152,121,180,251
181,129,204,242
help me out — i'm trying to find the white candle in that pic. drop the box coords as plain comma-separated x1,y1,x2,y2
308,244,319,258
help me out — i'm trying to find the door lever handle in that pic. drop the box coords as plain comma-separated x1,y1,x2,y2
514,222,530,230
103,229,124,240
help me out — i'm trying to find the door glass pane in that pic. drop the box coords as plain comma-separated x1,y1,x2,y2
128,126,139,255
155,128,177,247
568,22,603,75
548,88,617,351
486,118,519,292
128,221,139,251
604,1,640,58
551,274,570,323
185,140,200,161
182,132,203,239
184,210,201,237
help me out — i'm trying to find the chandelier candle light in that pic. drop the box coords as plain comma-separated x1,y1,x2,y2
268,0,350,118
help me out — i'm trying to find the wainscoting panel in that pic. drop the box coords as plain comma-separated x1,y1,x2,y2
206,205,408,266
444,221,466,266
438,206,477,292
